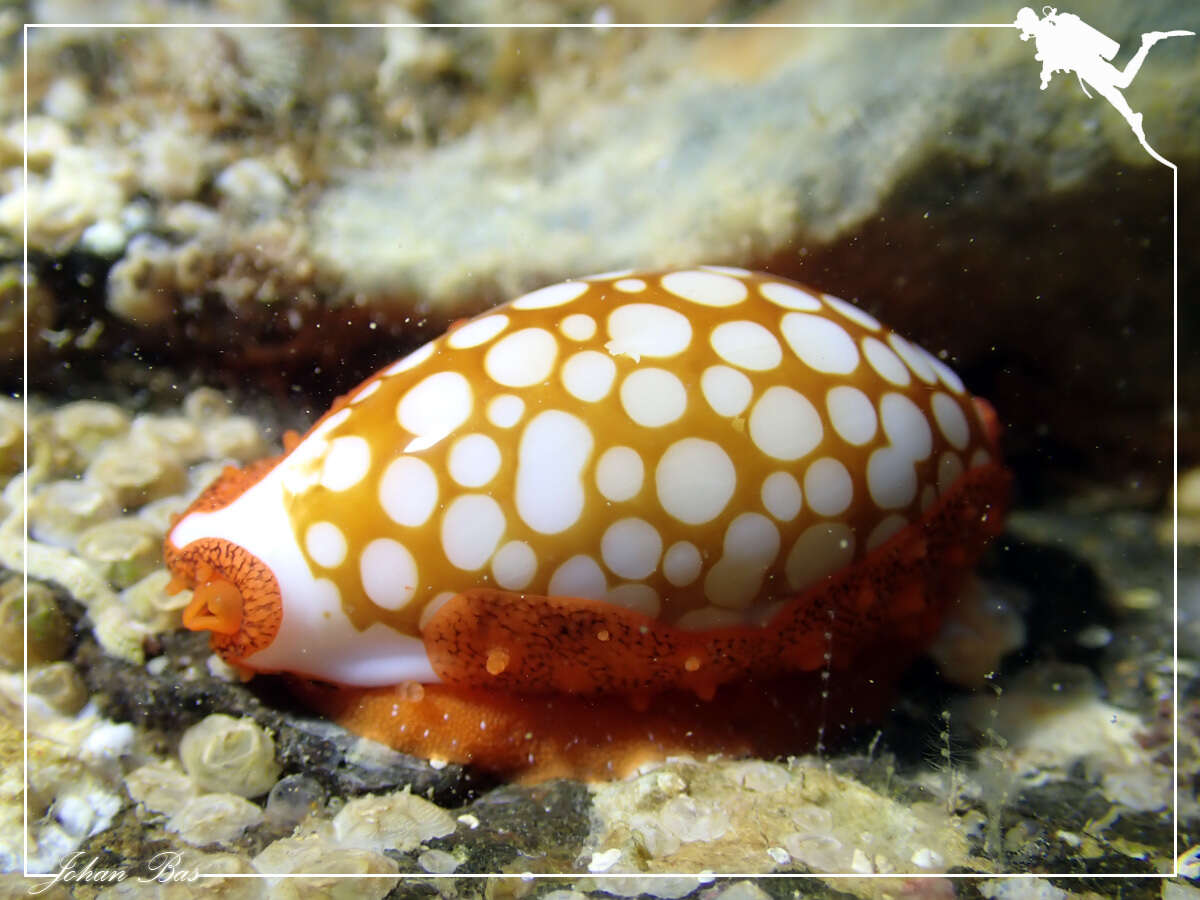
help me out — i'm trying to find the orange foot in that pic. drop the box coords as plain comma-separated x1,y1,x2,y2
291,652,911,784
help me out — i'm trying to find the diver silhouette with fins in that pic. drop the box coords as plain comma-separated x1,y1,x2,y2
1014,6,1193,165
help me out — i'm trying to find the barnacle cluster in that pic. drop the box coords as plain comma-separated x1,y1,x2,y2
4,390,482,877
123,754,455,893
124,716,280,849
118,713,461,878
0,673,134,874
5,390,268,664
243,787,458,892
583,757,972,884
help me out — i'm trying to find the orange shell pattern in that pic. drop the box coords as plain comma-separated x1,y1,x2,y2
165,267,1009,780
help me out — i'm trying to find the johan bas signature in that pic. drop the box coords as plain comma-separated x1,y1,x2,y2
27,850,201,895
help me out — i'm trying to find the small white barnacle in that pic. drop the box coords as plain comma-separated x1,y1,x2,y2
179,713,282,798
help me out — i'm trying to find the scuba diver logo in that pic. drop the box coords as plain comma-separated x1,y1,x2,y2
1014,7,1193,166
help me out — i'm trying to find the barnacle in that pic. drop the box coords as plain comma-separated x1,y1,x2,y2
28,478,121,547
75,518,162,589
330,790,456,853
166,792,265,846
0,577,69,667
178,713,281,799
27,661,88,715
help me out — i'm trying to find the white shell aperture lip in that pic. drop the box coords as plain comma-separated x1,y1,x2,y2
168,465,438,686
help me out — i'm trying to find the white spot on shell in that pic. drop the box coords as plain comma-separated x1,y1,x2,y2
710,320,783,371
595,446,644,502
548,555,607,600
559,313,597,342
615,278,646,292
888,333,936,384
418,591,456,631
780,313,859,375
606,304,692,360
492,541,537,590
758,281,822,311
656,438,735,525
306,521,347,568
823,294,880,331
397,371,472,451
562,350,616,403
927,353,966,394
448,433,501,487
867,447,917,509
804,457,853,517
280,436,327,494
446,314,509,349
510,280,588,310
515,410,593,534
931,392,970,450
441,494,505,571
379,457,439,526
310,408,351,441
699,264,752,276
661,270,747,307
350,379,381,405
880,393,932,459
383,342,435,376
700,365,753,417
606,583,660,618
867,514,909,551
748,386,823,461
785,523,855,590
487,394,524,429
620,368,687,427
601,518,663,580
704,513,781,609
320,436,371,492
360,539,419,610
970,448,992,468
826,385,878,446
484,328,558,388
662,541,702,587
862,337,911,387
761,471,803,521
